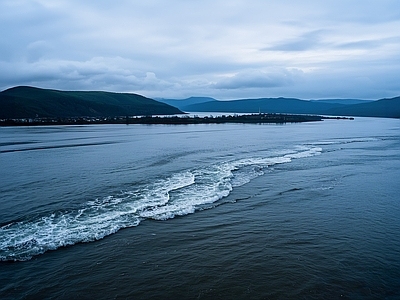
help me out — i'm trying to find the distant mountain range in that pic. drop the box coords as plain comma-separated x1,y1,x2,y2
0,86,183,119
1,86,399,120
158,96,400,118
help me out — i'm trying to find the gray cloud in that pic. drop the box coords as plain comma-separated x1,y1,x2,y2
261,30,326,52
0,57,175,92
1,0,400,99
336,36,400,50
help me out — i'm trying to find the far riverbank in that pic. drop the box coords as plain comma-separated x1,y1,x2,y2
0,113,353,126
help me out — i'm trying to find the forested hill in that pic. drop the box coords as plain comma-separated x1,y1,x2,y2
0,86,183,118
326,96,400,118
164,96,400,119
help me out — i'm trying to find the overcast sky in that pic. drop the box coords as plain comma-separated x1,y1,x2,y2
1,0,400,99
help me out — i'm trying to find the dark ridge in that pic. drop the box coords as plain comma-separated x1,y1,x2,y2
326,96,400,118
165,96,400,119
0,86,183,119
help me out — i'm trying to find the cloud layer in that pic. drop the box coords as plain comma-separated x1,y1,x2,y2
1,0,400,99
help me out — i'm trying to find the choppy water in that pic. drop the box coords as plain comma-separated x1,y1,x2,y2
0,118,399,299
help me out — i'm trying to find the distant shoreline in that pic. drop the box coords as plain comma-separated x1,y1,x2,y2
0,113,353,126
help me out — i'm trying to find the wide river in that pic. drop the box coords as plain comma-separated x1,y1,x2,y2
1,117,399,299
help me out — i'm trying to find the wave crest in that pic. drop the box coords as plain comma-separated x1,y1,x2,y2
0,146,321,261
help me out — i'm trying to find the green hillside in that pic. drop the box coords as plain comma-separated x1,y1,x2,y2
327,97,400,118
180,96,400,118
0,86,183,118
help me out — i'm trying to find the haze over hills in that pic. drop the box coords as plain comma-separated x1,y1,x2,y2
158,96,400,119
0,86,183,119
156,97,216,108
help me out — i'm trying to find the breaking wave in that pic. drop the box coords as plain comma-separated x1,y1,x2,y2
0,146,321,261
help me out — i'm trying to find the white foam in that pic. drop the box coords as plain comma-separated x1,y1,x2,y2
284,147,322,159
311,137,379,147
0,145,322,261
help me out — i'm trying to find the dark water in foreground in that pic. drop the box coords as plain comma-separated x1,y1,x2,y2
0,118,399,299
